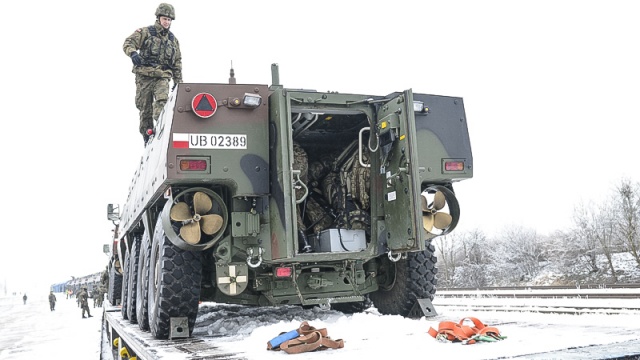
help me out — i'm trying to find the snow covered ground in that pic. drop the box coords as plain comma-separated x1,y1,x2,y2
0,292,102,359
2,290,640,359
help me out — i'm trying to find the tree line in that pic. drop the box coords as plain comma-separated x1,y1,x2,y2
435,178,640,288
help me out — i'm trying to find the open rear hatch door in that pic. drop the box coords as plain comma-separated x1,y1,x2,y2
377,90,423,253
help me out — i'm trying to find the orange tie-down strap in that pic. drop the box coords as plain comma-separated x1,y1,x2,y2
428,317,506,344
268,321,344,354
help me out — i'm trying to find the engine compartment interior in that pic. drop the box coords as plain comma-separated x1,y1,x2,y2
290,111,374,254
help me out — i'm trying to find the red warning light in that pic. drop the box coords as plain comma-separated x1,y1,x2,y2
275,267,292,278
179,159,207,171
444,161,465,171
191,93,218,118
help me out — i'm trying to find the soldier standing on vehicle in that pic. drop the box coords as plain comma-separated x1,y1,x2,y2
79,287,93,318
123,3,182,145
48,291,57,311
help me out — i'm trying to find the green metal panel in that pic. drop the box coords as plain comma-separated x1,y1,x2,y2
267,88,296,260
376,90,422,252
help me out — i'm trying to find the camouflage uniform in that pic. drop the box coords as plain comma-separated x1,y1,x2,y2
95,286,105,307
101,267,108,289
123,4,182,144
78,288,93,318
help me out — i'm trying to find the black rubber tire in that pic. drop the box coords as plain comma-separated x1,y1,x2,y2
148,221,202,339
121,252,130,320
127,236,141,323
369,244,438,316
107,260,122,305
136,231,152,331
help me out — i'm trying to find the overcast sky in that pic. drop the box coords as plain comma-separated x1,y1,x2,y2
2,0,639,291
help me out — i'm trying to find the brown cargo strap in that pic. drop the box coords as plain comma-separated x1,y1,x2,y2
268,321,344,354
428,317,506,345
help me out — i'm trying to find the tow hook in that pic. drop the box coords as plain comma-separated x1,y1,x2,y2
247,247,264,268
387,250,402,262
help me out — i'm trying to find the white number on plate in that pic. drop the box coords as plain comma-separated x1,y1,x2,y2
189,134,247,149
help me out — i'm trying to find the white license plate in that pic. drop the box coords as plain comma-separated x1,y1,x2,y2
173,133,247,149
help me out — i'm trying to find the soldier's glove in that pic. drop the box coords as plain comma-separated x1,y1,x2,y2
130,52,142,66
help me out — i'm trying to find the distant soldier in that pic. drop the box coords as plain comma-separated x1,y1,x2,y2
123,3,182,145
100,266,109,306
48,291,57,311
22,294,27,305
101,266,109,288
78,287,93,318
95,286,105,307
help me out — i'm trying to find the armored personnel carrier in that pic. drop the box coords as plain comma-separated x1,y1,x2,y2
106,64,473,339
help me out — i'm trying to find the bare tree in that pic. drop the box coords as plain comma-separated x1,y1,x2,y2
574,199,620,282
453,229,491,288
614,179,640,266
494,226,546,281
433,178,640,287
434,234,459,288
571,202,601,273
593,200,619,281
545,230,571,264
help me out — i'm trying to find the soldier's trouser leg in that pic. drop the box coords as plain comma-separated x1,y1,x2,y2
135,75,155,142
152,78,170,123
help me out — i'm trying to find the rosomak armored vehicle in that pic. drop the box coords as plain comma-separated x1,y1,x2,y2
105,64,473,340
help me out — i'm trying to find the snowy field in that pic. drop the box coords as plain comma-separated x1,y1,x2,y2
0,293,102,359
2,290,640,359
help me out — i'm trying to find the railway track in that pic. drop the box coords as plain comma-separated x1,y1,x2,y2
434,284,640,315
437,283,640,291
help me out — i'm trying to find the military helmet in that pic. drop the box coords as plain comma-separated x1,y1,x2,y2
155,3,175,20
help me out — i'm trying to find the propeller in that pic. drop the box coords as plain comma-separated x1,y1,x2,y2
169,191,223,244
421,190,453,233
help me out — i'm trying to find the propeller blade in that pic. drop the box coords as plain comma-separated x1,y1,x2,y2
170,202,192,221
434,212,453,230
434,191,446,211
200,214,223,235
193,192,213,214
421,194,429,212
180,222,201,244
423,214,434,232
